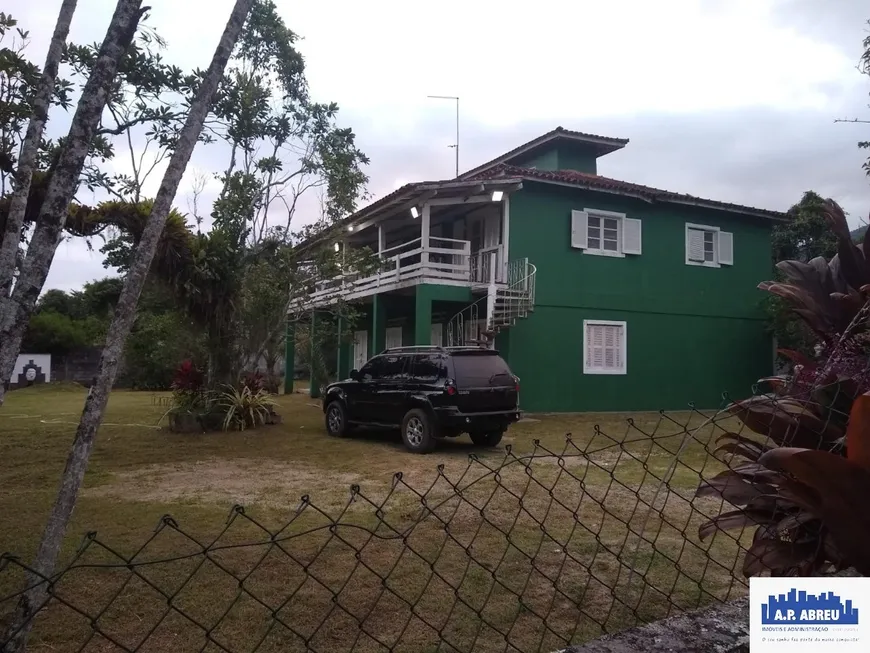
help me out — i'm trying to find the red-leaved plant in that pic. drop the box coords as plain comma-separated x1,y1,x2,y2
170,360,208,413
172,359,204,392
697,199,870,576
240,370,265,393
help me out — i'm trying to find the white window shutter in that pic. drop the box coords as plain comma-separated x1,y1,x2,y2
571,210,588,249
718,231,734,266
615,324,625,371
585,323,594,370
687,228,705,262
622,218,642,255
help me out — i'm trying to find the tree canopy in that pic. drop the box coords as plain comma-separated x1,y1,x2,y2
1,0,372,391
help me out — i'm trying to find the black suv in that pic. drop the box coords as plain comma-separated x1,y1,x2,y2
322,346,522,453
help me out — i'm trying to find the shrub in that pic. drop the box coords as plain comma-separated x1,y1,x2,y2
122,312,205,390
240,370,265,393
170,360,210,413
218,384,277,431
698,199,870,576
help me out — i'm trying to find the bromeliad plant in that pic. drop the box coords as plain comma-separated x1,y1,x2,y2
697,199,870,576
167,360,280,431
218,383,277,431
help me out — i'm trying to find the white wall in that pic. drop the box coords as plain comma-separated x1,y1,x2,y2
12,354,51,384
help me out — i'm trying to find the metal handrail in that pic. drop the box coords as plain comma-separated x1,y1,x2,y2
446,259,537,347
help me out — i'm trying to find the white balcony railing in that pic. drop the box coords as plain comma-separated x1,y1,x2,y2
303,237,477,305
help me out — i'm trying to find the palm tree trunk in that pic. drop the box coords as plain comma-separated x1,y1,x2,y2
0,2,255,650
0,0,146,408
0,0,78,318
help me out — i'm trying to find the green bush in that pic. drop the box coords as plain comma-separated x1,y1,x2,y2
121,313,205,390
22,311,100,355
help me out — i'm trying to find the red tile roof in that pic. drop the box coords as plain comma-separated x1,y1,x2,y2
470,164,785,220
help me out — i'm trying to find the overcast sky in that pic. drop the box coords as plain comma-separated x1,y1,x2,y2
9,0,870,291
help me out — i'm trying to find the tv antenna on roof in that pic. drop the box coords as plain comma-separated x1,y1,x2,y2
427,95,459,177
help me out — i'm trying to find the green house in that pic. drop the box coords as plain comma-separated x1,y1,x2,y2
288,127,784,412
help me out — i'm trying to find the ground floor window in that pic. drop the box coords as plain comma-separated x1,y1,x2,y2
385,326,402,349
583,320,626,375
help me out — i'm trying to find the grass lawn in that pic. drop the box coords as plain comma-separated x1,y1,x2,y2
0,384,749,653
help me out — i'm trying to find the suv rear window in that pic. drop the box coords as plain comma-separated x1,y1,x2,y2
452,352,513,387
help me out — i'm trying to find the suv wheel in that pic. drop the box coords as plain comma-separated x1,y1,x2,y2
401,408,436,454
470,431,504,447
325,400,351,437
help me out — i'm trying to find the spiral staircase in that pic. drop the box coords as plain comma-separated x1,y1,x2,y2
446,258,537,347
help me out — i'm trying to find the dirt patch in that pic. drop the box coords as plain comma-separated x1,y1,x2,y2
86,459,376,511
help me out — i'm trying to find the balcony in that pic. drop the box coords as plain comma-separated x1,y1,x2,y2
289,177,528,311
303,238,510,307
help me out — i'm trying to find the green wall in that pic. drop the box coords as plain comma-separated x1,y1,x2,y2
516,149,559,171
507,182,774,412
555,143,598,174
515,142,600,174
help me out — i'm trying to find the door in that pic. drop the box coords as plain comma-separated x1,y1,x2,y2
355,355,385,420
370,354,410,425
470,217,483,281
463,319,484,343
450,220,468,273
385,326,403,350
482,214,502,282
470,212,502,282
483,214,500,250
405,352,447,415
353,330,368,371
431,323,443,346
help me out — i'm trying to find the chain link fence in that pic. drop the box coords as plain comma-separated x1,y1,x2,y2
1,404,760,653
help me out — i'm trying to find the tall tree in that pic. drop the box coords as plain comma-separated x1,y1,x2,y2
766,191,840,358
0,1,77,319
99,0,370,386
772,191,838,262
0,0,146,406
1,1,255,649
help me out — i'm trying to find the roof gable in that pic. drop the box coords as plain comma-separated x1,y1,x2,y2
458,127,628,180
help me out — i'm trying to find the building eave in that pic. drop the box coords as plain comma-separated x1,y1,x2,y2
295,177,525,253
474,165,786,222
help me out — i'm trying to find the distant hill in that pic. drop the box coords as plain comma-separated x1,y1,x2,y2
852,225,868,243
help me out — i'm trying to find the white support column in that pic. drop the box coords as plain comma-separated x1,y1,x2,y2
502,195,510,281
377,224,385,257
421,202,431,269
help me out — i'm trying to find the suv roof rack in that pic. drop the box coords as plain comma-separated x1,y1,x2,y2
380,345,446,354
379,345,500,355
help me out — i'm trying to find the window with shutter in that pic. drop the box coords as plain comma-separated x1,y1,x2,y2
718,231,734,266
573,209,642,258
686,223,732,268
583,320,627,375
385,326,403,349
